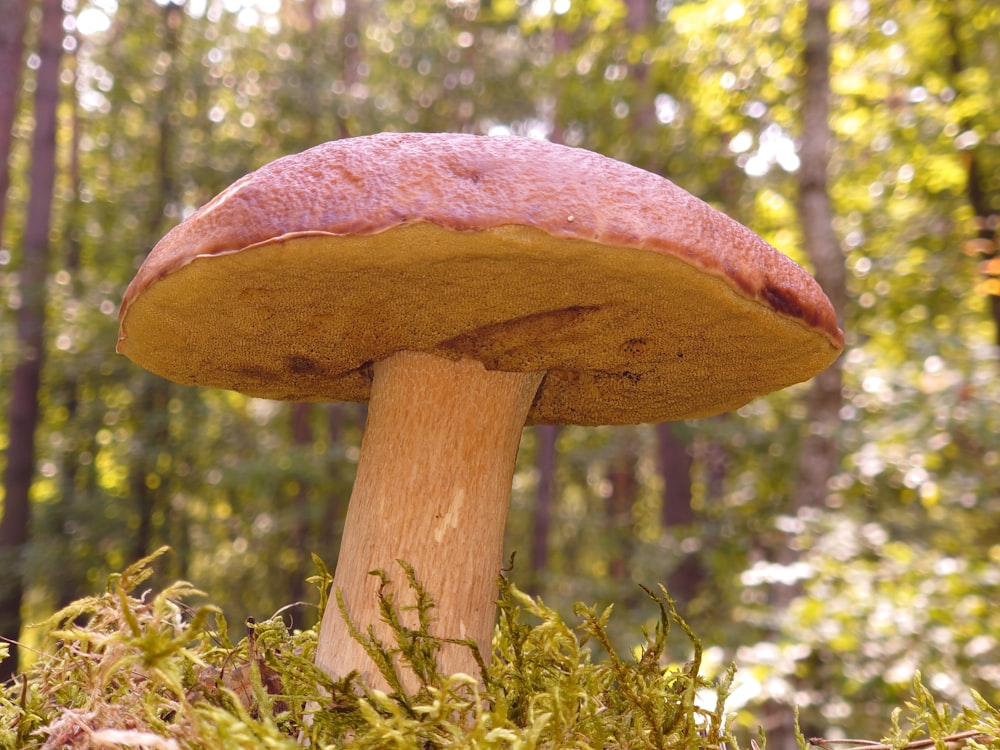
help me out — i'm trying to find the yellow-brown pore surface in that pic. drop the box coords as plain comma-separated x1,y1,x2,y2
118,223,841,426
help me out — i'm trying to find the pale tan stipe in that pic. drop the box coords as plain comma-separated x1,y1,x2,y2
316,351,543,690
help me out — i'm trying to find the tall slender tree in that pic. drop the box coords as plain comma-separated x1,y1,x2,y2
0,0,64,681
945,5,1000,345
125,1,183,566
287,402,315,627
792,0,847,523
530,424,558,588
656,423,701,604
607,430,639,585
767,0,846,745
0,0,30,243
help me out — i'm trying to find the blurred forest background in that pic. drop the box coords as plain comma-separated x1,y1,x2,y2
1,0,998,745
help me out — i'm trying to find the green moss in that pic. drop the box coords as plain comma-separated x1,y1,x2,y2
1,549,998,749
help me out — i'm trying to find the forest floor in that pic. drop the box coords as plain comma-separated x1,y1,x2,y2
1,548,997,750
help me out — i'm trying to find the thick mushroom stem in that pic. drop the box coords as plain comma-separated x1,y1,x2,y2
315,350,544,691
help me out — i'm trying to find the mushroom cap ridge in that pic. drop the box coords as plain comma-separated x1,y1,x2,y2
118,132,844,426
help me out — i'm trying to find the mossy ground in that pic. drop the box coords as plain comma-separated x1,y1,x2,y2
1,548,998,749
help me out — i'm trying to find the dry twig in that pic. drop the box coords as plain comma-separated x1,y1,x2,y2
810,730,997,750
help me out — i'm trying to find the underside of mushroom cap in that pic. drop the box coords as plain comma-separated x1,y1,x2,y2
118,132,844,425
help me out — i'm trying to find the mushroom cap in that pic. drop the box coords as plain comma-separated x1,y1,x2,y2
118,132,843,426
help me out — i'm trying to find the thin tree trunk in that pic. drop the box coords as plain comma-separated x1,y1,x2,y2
606,429,638,584
342,0,362,86
945,9,999,345
53,74,86,609
625,0,656,136
128,383,170,562
782,0,846,576
127,1,183,568
787,0,842,627
656,423,702,604
657,424,692,529
0,0,64,682
968,158,1000,347
288,402,313,627
530,425,558,590
0,0,30,243
321,403,347,562
768,0,844,745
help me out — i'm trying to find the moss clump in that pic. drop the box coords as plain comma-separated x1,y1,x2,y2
2,549,998,749
807,675,1000,750
1,548,731,748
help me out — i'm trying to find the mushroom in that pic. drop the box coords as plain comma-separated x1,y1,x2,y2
117,132,844,691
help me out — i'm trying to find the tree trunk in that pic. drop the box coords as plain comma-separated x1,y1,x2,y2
945,8,1000,346
606,429,638,585
768,0,845,746
52,80,86,609
126,0,183,569
341,0,362,88
128,383,170,563
0,0,64,682
288,402,314,626
625,0,656,136
658,425,692,528
321,402,350,564
530,425,558,590
656,423,702,604
781,0,846,581
0,0,30,243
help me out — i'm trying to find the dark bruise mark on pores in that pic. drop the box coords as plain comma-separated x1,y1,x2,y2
287,354,318,374
760,284,805,319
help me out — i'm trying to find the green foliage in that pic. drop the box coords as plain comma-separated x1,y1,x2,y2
490,577,734,749
807,673,1000,750
0,551,741,749
4,553,999,749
